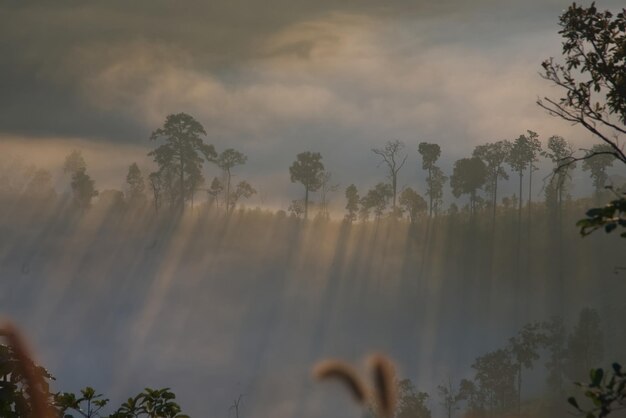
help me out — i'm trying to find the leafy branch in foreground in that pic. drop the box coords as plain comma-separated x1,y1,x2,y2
568,363,626,418
538,2,626,239
576,191,626,237
1,321,189,418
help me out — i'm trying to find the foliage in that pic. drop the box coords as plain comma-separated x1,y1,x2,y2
207,176,224,209
126,163,146,206
418,142,446,216
289,151,325,220
396,379,431,418
473,141,509,222
582,144,617,194
63,150,87,176
55,386,109,418
344,184,359,223
372,140,408,211
565,308,604,382
398,187,427,224
470,349,517,413
538,2,626,238
542,136,575,211
450,157,487,215
0,343,54,418
288,199,305,219
228,181,256,211
216,149,247,213
149,113,216,209
576,194,626,237
71,168,98,211
360,183,393,220
567,363,626,418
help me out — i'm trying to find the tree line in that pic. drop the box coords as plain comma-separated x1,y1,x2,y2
1,121,621,227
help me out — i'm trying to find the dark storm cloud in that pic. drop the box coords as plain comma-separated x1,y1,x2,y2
0,0,608,141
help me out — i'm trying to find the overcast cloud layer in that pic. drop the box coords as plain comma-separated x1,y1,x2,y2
1,0,624,204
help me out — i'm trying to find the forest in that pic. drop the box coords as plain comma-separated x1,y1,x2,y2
1,1,626,418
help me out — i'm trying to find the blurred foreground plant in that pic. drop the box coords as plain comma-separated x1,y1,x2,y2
0,321,189,418
313,353,398,418
568,363,626,418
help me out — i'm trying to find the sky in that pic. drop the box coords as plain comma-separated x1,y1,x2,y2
1,0,625,207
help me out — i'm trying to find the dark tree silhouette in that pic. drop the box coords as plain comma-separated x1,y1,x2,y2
361,183,393,220
345,184,360,223
317,171,339,220
71,167,98,211
437,377,460,418
565,308,604,382
372,140,407,213
418,142,446,216
508,322,545,416
542,316,568,397
399,187,427,224
289,151,324,220
450,157,487,216
149,113,216,210
63,149,86,176
126,162,146,207
228,181,256,211
396,379,431,418
582,144,617,197
538,2,626,237
216,149,247,213
473,140,509,226
207,176,224,210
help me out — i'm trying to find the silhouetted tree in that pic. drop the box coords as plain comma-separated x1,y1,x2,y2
207,176,224,210
361,183,393,220
228,181,256,211
542,316,568,397
63,150,86,176
288,199,305,219
542,136,575,213
345,184,360,223
399,187,427,224
538,2,626,237
437,377,460,418
524,131,542,216
582,144,617,198
71,167,97,211
418,142,446,216
317,171,339,220
471,349,517,414
126,163,146,207
149,113,216,210
450,157,487,216
457,379,484,417
508,322,545,416
565,308,604,382
396,379,431,418
289,152,324,220
216,149,247,213
473,141,509,225
372,140,407,212
148,171,164,214
538,3,626,166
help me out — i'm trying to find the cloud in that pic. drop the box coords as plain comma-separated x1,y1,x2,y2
1,0,622,201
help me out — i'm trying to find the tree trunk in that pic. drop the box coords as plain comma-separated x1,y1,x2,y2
392,174,397,210
304,186,309,220
428,167,433,217
226,169,232,214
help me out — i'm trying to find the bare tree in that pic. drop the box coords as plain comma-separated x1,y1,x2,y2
372,140,408,212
